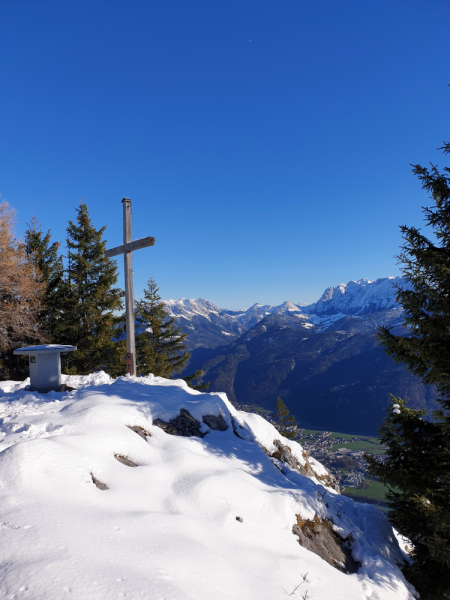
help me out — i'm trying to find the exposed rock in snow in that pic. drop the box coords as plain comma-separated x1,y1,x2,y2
262,438,339,492
0,372,417,599
91,472,108,490
153,407,205,438
127,424,151,440
202,413,228,431
114,453,138,467
292,514,360,574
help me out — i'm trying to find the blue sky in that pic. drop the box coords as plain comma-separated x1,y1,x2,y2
1,0,449,308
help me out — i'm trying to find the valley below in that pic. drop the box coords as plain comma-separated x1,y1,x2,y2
295,428,390,510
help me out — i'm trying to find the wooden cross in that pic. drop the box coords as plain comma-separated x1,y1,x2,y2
105,198,155,375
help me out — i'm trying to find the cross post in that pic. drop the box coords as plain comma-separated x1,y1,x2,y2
105,198,155,376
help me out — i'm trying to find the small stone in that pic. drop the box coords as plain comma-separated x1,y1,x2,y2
91,473,108,490
114,454,138,467
127,425,150,440
236,516,243,523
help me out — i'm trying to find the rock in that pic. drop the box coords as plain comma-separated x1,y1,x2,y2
292,515,360,574
316,471,340,492
91,473,108,490
153,408,204,438
231,416,245,439
202,414,228,431
265,440,339,491
236,516,243,523
114,454,138,467
272,440,315,477
127,425,150,440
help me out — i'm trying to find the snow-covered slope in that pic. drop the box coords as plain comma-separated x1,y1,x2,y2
0,374,415,599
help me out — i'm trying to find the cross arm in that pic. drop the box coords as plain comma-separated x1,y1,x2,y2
105,236,155,258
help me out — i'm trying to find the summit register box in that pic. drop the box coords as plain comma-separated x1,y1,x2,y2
13,345,77,392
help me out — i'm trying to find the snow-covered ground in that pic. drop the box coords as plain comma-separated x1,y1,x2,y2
0,374,416,599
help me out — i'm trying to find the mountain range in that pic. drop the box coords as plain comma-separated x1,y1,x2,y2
165,277,437,436
165,276,406,349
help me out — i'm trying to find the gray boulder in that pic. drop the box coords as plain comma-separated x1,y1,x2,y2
153,408,204,438
202,414,228,431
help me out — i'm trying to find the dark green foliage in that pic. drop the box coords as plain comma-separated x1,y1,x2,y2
24,216,65,340
377,142,450,411
57,204,125,376
135,277,190,377
373,142,450,600
366,398,450,599
275,396,297,439
182,369,210,392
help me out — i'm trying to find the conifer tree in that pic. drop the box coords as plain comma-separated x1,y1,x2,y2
182,369,210,392
24,216,64,340
58,203,125,376
369,142,450,600
135,277,190,377
275,397,297,439
366,397,449,599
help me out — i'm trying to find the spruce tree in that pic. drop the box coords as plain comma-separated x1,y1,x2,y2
135,277,190,377
275,397,297,439
58,203,125,376
369,141,450,600
24,216,64,340
366,397,449,599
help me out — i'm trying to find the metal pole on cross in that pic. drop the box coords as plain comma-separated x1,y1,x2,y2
105,198,155,376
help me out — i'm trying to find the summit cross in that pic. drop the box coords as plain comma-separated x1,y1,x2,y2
105,198,155,376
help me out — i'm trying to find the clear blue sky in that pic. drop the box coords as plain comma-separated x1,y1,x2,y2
1,0,449,308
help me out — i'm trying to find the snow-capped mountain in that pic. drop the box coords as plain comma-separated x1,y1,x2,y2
303,276,406,317
225,300,305,328
165,277,405,349
164,298,246,349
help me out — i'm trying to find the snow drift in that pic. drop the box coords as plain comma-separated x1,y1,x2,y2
0,373,416,599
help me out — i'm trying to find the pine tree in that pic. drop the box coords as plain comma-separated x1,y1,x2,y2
135,277,190,377
58,203,125,376
0,203,46,379
369,142,450,600
24,216,64,340
275,397,297,439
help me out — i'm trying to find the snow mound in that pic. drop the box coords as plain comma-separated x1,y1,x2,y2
0,374,416,599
